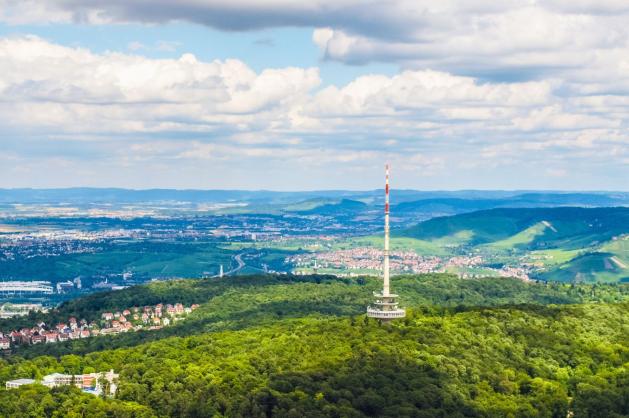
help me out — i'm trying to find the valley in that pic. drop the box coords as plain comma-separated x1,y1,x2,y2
1,192,628,311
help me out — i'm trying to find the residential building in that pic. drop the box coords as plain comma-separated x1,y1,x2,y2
5,379,35,389
0,338,10,349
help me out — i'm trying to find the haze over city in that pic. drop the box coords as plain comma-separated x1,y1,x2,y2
1,1,628,190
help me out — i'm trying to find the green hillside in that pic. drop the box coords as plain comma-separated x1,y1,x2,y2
0,274,627,417
283,198,339,211
5,274,626,359
299,199,368,215
540,251,629,283
396,207,629,283
401,207,629,248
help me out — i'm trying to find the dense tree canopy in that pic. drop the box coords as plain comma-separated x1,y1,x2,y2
0,274,627,417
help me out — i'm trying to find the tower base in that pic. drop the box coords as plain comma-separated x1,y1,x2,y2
367,291,405,322
366,306,406,321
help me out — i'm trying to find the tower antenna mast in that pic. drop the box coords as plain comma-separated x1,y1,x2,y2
367,164,405,323
383,163,390,296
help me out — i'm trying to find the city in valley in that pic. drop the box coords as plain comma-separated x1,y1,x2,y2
288,248,531,281
2,191,628,314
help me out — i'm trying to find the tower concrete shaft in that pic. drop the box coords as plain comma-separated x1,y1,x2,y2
383,164,390,296
366,164,405,322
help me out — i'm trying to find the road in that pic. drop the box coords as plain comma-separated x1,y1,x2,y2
213,252,246,277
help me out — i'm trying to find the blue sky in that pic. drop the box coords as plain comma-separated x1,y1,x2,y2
0,22,398,85
0,1,627,190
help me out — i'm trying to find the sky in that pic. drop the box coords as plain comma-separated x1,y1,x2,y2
0,1,628,191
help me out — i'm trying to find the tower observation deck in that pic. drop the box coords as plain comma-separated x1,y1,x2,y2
367,165,406,322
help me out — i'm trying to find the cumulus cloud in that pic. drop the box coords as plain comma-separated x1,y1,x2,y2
3,0,629,83
0,35,627,189
0,36,320,134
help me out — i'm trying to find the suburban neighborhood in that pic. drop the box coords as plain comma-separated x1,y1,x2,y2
0,302,199,350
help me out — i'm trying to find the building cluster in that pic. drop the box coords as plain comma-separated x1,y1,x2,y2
0,303,47,319
289,248,443,274
5,369,119,397
444,256,484,268
0,235,102,261
457,265,531,281
289,249,533,282
496,266,531,281
0,281,54,296
0,302,199,350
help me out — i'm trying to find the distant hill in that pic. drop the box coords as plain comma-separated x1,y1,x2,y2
394,198,506,215
510,192,628,206
1,188,627,208
398,207,629,282
401,207,629,248
297,199,368,215
0,188,366,205
393,193,629,217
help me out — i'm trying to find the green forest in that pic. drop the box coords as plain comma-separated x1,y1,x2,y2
0,274,627,417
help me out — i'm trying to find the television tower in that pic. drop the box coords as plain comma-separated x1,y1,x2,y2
367,164,406,322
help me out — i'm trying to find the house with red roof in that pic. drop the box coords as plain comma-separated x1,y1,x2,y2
0,338,10,350
31,335,45,344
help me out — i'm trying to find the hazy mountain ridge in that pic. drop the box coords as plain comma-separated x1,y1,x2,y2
1,188,627,207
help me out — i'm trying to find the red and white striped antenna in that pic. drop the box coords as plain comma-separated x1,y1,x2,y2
383,163,390,296
385,164,390,215
366,163,405,322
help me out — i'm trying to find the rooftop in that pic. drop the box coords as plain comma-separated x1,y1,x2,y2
6,378,36,384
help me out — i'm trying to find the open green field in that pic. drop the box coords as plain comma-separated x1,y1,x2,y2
600,236,629,266
0,241,236,282
527,248,584,267
336,235,448,256
222,239,323,252
442,265,501,277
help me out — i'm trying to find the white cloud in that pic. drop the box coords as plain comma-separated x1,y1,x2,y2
311,70,551,116
0,36,320,134
312,7,629,83
127,41,145,51
0,35,628,189
4,1,629,84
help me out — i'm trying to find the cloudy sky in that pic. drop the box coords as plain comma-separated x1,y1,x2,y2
0,0,628,190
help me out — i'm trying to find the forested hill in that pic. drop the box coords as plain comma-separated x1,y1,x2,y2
397,207,629,283
2,274,626,337
401,206,629,247
0,274,627,417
